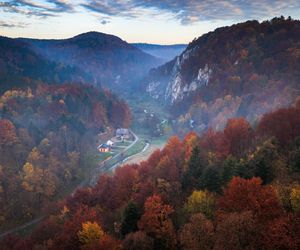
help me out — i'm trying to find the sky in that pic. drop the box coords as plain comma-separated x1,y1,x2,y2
1,0,300,44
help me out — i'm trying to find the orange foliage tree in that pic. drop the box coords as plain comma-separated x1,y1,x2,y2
138,195,176,249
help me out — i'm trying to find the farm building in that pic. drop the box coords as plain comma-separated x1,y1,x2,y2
98,143,110,153
106,140,114,147
116,128,131,139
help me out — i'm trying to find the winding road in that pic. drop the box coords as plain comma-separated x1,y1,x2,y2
89,129,139,185
0,130,141,239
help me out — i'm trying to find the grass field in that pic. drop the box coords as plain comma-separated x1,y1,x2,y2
124,137,166,165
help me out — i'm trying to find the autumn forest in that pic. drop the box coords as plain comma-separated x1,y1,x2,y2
0,13,300,250
1,104,300,249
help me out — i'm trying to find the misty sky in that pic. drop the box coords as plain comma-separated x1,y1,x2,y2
1,0,300,44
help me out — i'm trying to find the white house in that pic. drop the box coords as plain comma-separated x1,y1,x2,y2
106,140,114,147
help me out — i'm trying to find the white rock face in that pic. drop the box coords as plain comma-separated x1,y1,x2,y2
167,74,184,103
166,62,212,104
147,81,160,92
146,81,161,99
194,64,212,87
146,45,212,105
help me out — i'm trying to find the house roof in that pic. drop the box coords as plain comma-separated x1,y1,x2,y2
98,143,110,149
116,128,129,135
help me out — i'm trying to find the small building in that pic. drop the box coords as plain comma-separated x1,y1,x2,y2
98,143,110,153
106,140,114,147
116,128,130,139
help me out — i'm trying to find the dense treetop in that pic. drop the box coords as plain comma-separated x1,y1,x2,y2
0,83,131,230
2,106,299,249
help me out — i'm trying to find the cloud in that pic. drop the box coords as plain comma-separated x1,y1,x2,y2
81,1,138,18
100,19,110,25
1,0,300,24
0,0,73,18
0,20,27,28
81,0,300,24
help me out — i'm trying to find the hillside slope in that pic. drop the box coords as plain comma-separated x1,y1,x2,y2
145,17,300,131
0,83,131,230
2,106,300,249
0,36,90,93
20,32,162,90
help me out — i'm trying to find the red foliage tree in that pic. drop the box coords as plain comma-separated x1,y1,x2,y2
179,213,214,250
0,119,17,146
112,164,139,207
262,214,300,250
132,178,155,207
98,234,121,250
93,175,116,210
161,136,183,177
123,231,154,250
162,136,182,161
217,177,283,222
214,211,259,250
222,117,252,157
66,188,94,213
199,128,223,158
258,107,300,147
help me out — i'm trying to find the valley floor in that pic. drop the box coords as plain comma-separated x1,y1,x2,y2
123,139,166,165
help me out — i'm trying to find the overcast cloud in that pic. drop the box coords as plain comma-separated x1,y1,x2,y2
1,0,300,43
1,0,299,24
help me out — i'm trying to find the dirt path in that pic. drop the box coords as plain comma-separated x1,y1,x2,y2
89,129,139,185
0,130,139,239
0,216,44,239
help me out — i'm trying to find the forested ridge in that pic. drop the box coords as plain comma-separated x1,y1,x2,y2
0,83,131,231
145,17,300,133
2,104,300,249
0,36,91,94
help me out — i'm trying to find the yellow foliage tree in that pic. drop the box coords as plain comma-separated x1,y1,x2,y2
27,147,44,167
22,162,37,192
59,205,70,220
290,187,300,212
78,221,104,246
22,162,56,197
184,190,215,219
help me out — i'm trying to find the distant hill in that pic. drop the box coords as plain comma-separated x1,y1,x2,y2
145,17,300,132
0,36,90,93
18,32,162,90
0,32,163,94
132,43,186,62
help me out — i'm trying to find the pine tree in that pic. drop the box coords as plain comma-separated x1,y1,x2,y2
121,201,141,237
252,140,277,184
183,146,204,190
201,167,221,193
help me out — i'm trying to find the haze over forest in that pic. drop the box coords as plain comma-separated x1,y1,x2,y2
0,1,300,249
